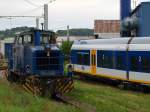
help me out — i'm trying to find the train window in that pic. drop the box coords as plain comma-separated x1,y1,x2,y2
141,57,150,73
97,53,113,69
77,53,83,65
130,56,139,71
103,55,113,68
77,52,90,66
116,56,124,70
84,54,90,65
97,54,103,67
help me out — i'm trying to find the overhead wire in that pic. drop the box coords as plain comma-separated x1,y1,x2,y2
14,6,43,17
16,0,56,16
23,0,56,8
0,0,57,30
23,0,40,7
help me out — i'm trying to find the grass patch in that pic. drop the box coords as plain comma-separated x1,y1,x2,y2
1,79,150,112
68,80,150,112
0,80,81,112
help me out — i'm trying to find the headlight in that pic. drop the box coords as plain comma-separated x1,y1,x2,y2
68,64,73,72
26,65,31,74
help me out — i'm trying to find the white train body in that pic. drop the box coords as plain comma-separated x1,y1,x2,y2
71,37,150,85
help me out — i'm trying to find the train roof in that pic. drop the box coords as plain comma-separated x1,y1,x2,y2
130,37,150,44
72,44,127,51
72,44,150,51
74,37,150,45
72,37,150,51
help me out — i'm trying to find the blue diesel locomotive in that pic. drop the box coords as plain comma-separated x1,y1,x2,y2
5,29,73,96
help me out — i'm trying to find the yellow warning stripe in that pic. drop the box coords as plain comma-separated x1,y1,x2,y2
58,82,69,93
22,85,33,94
62,81,74,93
65,84,74,93
24,83,35,94
55,79,74,94
74,70,150,85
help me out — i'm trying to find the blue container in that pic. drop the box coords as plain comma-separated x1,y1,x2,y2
5,43,13,69
120,0,131,20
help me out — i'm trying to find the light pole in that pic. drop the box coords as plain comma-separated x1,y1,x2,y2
44,4,48,30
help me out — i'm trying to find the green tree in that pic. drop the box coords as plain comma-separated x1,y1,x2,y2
60,40,73,61
57,28,94,36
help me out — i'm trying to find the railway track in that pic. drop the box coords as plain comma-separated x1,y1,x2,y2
74,73,150,93
21,76,96,112
55,94,96,112
1,69,95,112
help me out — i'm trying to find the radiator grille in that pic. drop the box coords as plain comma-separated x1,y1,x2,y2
35,51,60,70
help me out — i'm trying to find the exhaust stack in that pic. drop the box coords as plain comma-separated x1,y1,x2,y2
120,0,131,21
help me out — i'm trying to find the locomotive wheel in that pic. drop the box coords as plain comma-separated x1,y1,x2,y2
39,79,55,98
43,85,53,98
7,71,15,83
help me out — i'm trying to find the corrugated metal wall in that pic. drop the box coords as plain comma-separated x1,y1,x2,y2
94,20,120,33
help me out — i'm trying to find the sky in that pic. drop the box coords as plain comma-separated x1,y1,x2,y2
0,0,148,31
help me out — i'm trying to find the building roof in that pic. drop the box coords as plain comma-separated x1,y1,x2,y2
131,2,150,15
94,20,120,33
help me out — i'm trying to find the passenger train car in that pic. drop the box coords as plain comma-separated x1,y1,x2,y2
71,37,150,86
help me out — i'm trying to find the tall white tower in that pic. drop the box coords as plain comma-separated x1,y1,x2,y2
36,17,39,29
44,4,48,30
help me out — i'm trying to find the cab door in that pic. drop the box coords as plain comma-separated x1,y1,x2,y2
91,50,96,74
14,37,24,71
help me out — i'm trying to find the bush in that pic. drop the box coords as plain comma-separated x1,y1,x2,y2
60,40,73,61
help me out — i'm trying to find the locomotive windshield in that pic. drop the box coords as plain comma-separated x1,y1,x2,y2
16,29,56,45
16,34,56,45
24,35,33,44
41,34,56,44
41,36,50,44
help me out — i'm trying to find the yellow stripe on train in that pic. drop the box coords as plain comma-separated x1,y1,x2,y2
74,70,150,85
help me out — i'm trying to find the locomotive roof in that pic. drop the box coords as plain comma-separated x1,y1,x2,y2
17,29,55,37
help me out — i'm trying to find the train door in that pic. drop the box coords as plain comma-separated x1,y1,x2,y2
91,50,96,74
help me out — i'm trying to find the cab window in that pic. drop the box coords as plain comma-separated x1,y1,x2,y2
41,35,56,44
18,37,23,44
41,36,50,44
24,35,33,44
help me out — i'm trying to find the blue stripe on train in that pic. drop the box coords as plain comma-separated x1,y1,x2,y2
71,50,150,74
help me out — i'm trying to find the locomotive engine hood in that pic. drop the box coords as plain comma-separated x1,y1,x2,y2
24,45,63,76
